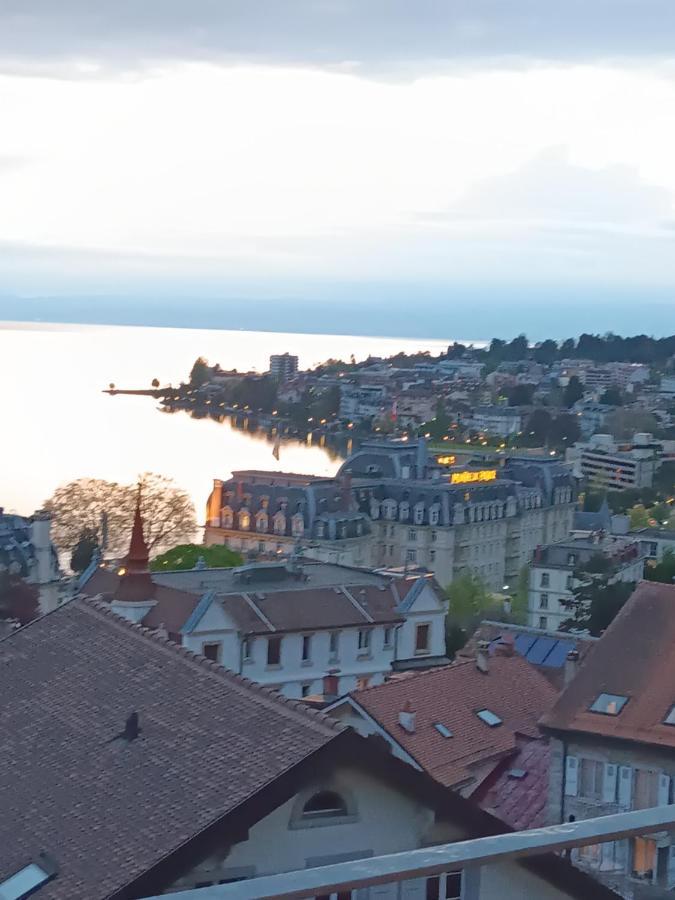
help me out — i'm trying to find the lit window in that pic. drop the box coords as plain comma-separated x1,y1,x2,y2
590,693,628,716
302,791,347,819
476,709,502,727
434,722,452,738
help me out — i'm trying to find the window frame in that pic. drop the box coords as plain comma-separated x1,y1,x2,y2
414,622,431,655
357,628,372,654
589,693,629,716
301,633,312,664
202,641,222,663
266,635,282,667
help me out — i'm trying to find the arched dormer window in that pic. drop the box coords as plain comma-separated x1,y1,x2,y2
316,520,326,539
429,504,440,526
221,506,234,529
399,501,410,522
238,509,251,531
413,502,425,525
256,511,268,533
291,513,305,537
302,791,347,819
273,511,286,535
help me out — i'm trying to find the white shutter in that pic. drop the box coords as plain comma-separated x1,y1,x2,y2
618,766,633,809
603,764,618,803
565,755,579,796
658,773,671,806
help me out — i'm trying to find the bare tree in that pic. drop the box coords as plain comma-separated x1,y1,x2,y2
44,473,198,557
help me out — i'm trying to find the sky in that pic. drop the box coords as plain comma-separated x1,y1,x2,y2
2,1,675,338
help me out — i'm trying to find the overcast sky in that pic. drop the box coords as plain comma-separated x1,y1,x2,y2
2,2,675,335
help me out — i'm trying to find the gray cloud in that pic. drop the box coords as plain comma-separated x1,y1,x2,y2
2,1,675,75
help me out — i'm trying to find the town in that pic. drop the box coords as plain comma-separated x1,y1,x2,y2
3,331,675,899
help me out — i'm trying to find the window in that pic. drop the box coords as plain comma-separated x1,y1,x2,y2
357,629,371,653
426,871,462,899
408,528,417,541
415,623,430,654
540,572,550,587
301,683,312,698
590,693,628,716
632,836,657,880
243,636,254,661
406,549,417,563
566,575,574,590
431,530,438,542
202,642,222,662
433,722,452,738
429,549,436,563
302,791,347,819
329,631,340,659
539,616,548,630
567,553,577,566
633,769,659,810
356,676,370,691
579,759,604,800
664,704,675,725
258,540,265,552
476,709,502,727
383,627,393,648
301,634,312,663
267,636,281,666
539,593,549,610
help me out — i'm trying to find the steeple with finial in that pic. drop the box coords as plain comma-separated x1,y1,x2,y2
111,485,157,620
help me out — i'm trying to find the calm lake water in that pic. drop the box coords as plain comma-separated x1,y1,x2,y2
2,321,451,518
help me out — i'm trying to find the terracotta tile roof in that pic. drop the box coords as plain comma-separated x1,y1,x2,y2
472,737,552,831
348,654,557,788
0,598,342,900
541,581,675,748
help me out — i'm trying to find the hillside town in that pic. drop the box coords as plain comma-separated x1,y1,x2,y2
3,332,675,899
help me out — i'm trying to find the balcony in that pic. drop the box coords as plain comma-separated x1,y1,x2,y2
146,807,675,899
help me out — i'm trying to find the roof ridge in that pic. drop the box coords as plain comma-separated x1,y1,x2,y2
78,597,344,738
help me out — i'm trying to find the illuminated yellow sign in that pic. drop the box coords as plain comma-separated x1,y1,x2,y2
436,455,457,466
450,469,497,485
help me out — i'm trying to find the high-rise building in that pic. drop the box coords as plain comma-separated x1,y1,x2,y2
269,353,299,382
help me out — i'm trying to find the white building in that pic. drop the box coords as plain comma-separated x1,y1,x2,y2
269,352,299,381
527,537,644,631
566,433,660,490
0,508,65,613
463,406,523,438
339,383,388,421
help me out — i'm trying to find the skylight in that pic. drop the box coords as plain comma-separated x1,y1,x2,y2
476,709,502,727
589,693,628,716
664,705,675,726
0,861,53,900
433,722,452,738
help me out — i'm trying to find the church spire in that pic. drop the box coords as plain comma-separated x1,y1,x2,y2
113,485,155,604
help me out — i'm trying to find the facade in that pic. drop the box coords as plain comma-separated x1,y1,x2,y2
0,593,616,900
462,406,523,437
339,383,388,422
566,433,660,490
80,501,448,699
327,650,557,830
269,352,299,381
0,508,65,613
572,401,612,438
541,582,675,898
633,527,675,563
204,441,577,591
527,536,644,631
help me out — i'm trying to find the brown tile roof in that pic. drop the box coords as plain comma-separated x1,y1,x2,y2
541,581,675,748
0,598,342,900
348,654,558,789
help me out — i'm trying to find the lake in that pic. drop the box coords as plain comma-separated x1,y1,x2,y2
2,321,452,518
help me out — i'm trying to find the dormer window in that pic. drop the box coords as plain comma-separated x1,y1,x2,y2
238,510,250,531
589,693,628,716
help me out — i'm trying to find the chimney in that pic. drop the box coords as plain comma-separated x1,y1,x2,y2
323,671,340,701
564,649,580,686
398,700,416,733
476,640,490,674
340,472,353,512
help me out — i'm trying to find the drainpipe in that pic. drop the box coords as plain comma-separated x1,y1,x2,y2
238,633,244,675
560,738,568,824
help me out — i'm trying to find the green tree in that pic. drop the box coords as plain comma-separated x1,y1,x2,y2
189,356,210,387
510,565,530,624
645,549,675,585
150,543,244,572
525,408,552,445
629,504,650,529
507,383,535,407
549,413,581,447
599,385,623,406
604,408,658,441
560,576,635,636
533,339,558,365
444,574,501,655
70,527,100,574
563,376,584,408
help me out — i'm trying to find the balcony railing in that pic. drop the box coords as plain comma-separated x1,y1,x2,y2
145,806,675,900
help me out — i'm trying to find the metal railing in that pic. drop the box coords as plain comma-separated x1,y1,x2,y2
145,806,675,900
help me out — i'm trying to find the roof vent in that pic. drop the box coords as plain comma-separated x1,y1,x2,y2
108,711,141,745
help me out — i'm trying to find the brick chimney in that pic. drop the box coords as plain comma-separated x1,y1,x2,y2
323,671,340,702
476,640,490,674
398,700,416,733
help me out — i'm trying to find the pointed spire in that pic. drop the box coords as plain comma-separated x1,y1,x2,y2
113,484,155,604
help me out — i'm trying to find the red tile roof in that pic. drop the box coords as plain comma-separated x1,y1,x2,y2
472,737,552,830
0,598,342,900
541,581,675,748
348,654,557,789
